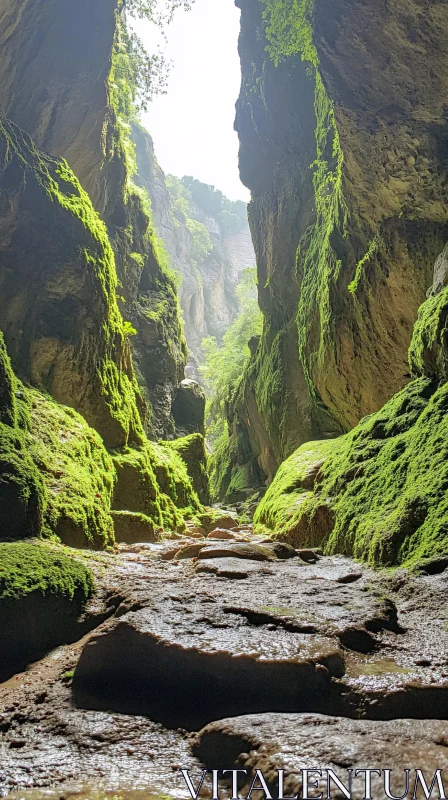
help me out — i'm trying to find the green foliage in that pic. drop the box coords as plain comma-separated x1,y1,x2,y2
27,391,116,548
200,268,262,499
180,176,248,233
256,378,448,569
261,0,317,67
124,0,194,25
166,175,213,266
200,268,262,443
110,15,170,117
0,542,94,604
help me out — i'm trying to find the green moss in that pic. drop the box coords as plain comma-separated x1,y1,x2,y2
257,378,448,568
409,286,448,378
347,236,380,295
0,331,17,427
261,0,348,400
254,439,336,545
0,423,46,540
0,541,94,604
27,390,115,548
112,440,202,532
164,433,210,504
0,115,145,447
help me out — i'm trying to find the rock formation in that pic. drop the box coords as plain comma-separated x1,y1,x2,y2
0,0,189,439
223,0,448,492
0,1,209,550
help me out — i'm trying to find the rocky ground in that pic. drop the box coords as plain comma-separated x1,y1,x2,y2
1,523,447,799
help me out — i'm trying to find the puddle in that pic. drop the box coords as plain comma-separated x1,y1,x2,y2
347,657,411,677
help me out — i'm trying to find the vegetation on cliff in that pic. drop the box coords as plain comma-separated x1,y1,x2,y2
256,376,448,569
0,115,145,449
200,268,262,500
112,439,202,533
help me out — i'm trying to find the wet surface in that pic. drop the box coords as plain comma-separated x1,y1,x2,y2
1,533,447,796
193,712,448,800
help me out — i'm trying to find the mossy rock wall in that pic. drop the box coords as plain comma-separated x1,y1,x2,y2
112,440,202,533
226,0,448,494
255,377,448,569
0,542,94,680
0,0,190,440
164,433,210,505
0,116,144,449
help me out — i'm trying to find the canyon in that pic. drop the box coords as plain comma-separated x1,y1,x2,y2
0,0,447,798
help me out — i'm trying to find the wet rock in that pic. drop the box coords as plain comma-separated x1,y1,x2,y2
336,572,363,584
296,548,321,563
199,510,238,533
207,528,240,540
193,713,448,798
111,512,158,544
198,543,275,562
73,606,345,729
174,543,206,560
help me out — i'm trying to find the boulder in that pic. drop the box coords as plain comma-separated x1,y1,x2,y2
193,713,448,798
0,542,94,681
111,511,158,544
171,379,206,436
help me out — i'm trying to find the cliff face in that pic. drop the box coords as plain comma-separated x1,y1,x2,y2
228,0,448,488
0,2,209,547
0,0,119,217
0,0,188,439
132,123,255,361
0,117,144,449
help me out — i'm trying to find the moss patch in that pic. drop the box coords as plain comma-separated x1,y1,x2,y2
0,541,94,680
0,331,17,427
409,285,448,379
254,439,336,547
164,433,210,504
0,423,46,541
0,115,144,448
27,390,115,548
256,378,448,568
111,510,159,544
0,541,94,604
112,440,202,532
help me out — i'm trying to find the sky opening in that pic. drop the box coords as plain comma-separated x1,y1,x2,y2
132,0,249,202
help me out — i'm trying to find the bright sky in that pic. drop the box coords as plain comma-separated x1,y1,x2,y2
133,0,250,202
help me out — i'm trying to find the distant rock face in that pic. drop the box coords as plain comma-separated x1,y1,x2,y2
227,0,448,487
131,123,255,359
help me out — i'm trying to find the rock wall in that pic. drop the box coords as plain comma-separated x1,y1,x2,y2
131,123,255,360
227,0,448,489
0,0,188,439
0,116,143,449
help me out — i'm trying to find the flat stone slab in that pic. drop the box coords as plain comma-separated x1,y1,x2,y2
73,602,345,729
193,713,448,799
72,554,448,727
